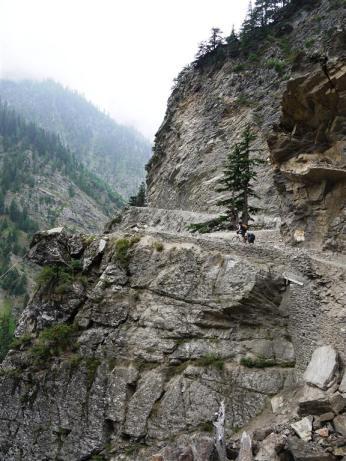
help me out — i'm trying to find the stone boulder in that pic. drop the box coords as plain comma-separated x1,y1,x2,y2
254,433,285,461
82,238,107,271
334,414,346,437
339,371,346,394
291,416,313,442
67,234,86,257
238,432,253,461
28,227,71,266
303,346,338,390
287,437,335,461
299,387,345,416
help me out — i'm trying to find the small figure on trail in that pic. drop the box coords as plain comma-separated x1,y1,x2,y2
236,221,248,243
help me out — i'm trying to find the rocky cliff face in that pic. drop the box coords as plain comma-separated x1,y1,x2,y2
269,60,346,251
1,152,111,234
147,0,346,247
0,224,345,460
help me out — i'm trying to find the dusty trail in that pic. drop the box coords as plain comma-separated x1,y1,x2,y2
123,224,346,272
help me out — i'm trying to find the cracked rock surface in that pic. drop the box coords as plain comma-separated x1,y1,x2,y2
0,222,345,460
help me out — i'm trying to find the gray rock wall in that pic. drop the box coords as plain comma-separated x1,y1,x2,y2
0,227,344,460
147,0,346,243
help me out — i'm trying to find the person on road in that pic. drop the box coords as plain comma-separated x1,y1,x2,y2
237,221,248,243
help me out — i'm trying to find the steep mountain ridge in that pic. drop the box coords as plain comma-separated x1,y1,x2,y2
0,79,152,197
147,0,346,249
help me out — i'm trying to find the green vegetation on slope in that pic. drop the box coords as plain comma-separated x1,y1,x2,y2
189,0,320,71
0,300,16,361
0,100,124,211
0,99,124,338
0,79,152,197
0,217,29,294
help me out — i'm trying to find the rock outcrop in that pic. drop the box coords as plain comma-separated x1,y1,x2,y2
146,0,346,248
269,61,346,251
0,230,293,459
0,222,345,460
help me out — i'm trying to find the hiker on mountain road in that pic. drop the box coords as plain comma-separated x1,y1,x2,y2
237,221,248,243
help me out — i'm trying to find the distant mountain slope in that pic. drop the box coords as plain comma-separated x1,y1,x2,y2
0,79,152,197
0,100,123,232
0,99,124,313
0,98,126,343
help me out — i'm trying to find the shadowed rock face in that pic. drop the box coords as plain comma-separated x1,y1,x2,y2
268,61,346,251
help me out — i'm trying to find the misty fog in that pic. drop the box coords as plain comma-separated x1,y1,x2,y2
1,0,248,139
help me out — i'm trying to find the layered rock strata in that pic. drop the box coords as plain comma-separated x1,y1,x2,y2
0,225,344,460
146,0,346,248
269,61,346,251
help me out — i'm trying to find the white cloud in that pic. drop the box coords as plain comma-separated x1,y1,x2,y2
0,0,248,139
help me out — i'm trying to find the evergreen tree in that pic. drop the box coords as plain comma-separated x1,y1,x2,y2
0,191,4,214
240,0,291,46
194,28,225,62
129,181,146,207
241,1,257,36
9,200,20,223
13,273,27,296
209,28,224,51
254,0,268,27
226,26,241,56
215,126,264,225
253,0,282,27
189,126,264,233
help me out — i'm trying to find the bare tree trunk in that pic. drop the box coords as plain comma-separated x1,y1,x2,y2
227,207,238,230
242,186,249,226
214,401,227,461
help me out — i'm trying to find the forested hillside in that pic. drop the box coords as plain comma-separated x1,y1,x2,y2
0,79,152,197
0,100,124,338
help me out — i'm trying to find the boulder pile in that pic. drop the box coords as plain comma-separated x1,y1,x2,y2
232,345,346,461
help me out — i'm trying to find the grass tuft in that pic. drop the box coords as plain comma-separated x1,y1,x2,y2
266,58,286,75
199,421,214,433
195,353,224,370
85,357,101,388
153,241,164,252
10,333,33,350
235,93,252,107
240,356,295,368
113,235,141,267
28,324,78,364
35,261,85,294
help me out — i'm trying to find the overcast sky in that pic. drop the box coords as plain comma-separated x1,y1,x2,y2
1,0,248,140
